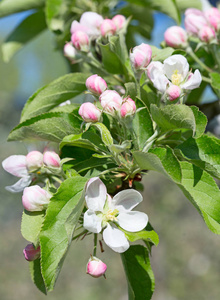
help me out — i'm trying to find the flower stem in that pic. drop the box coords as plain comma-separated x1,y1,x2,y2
186,47,213,73
93,233,98,256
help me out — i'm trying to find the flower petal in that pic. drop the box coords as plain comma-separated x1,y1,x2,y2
147,61,169,93
83,209,102,233
2,155,28,177
181,69,202,90
103,224,129,253
5,176,32,193
163,54,189,81
112,189,143,212
85,177,107,211
117,211,148,232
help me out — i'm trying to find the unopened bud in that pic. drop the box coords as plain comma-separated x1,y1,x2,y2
23,244,40,261
101,19,117,37
184,9,208,35
71,31,89,52
130,43,152,70
86,74,107,96
43,151,61,168
166,85,181,101
22,185,51,212
26,151,43,172
120,98,136,117
86,256,107,278
198,25,216,43
64,42,77,61
164,26,188,48
99,90,122,114
79,102,101,122
205,8,220,32
112,14,126,31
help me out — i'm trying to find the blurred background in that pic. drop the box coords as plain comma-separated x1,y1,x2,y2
1,2,220,300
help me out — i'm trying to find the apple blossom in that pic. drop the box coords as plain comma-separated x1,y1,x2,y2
22,185,51,212
83,177,148,253
100,19,117,37
86,256,107,278
71,31,89,52
86,74,107,96
198,25,216,43
205,8,220,32
79,102,101,122
23,244,40,261
184,8,208,35
26,151,43,172
130,43,152,70
71,12,104,39
99,90,123,114
43,151,61,168
112,15,126,31
63,42,77,62
120,98,136,117
164,26,188,48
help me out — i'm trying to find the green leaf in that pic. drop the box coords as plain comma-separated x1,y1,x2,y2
8,111,81,142
21,210,45,246
177,161,220,227
133,146,182,183
40,176,87,291
92,122,113,146
176,0,201,11
125,82,137,99
29,259,47,295
211,72,220,90
0,0,45,17
2,11,47,62
150,104,197,135
124,230,159,247
133,99,154,150
121,245,155,300
21,73,89,122
151,46,174,61
46,0,72,32
177,135,220,179
190,106,207,138
73,156,114,173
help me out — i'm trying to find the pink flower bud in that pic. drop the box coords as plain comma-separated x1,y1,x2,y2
164,26,188,48
184,9,208,35
71,31,89,52
120,98,136,118
99,90,123,114
112,14,126,31
43,151,61,168
86,256,107,278
22,185,51,212
23,244,40,261
166,85,181,101
205,8,220,32
79,102,101,122
198,25,216,43
100,19,117,37
64,42,77,61
86,74,107,96
26,151,43,172
130,43,152,70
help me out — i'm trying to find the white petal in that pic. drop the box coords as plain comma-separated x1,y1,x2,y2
117,211,148,232
83,209,102,233
103,224,129,253
147,61,169,93
164,54,189,80
5,176,32,193
70,20,89,34
85,177,107,211
181,69,202,90
2,155,28,177
112,189,143,212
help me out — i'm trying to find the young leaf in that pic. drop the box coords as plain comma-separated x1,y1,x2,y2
151,46,174,61
2,11,47,62
177,135,220,179
29,259,47,295
8,111,82,142
190,106,207,138
121,245,155,300
0,0,45,18
92,123,113,146
211,72,220,90
176,0,201,11
21,73,89,121
124,230,159,246
21,210,45,246
40,176,87,291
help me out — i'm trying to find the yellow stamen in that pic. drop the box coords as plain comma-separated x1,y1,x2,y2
104,209,119,222
171,70,182,85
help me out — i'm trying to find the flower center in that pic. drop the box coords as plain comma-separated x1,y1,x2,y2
102,208,119,223
171,70,182,85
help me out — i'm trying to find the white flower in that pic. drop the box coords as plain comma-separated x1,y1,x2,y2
83,177,148,253
147,54,202,96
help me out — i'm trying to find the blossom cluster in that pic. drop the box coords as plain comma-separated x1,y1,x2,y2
165,7,220,47
64,12,126,62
